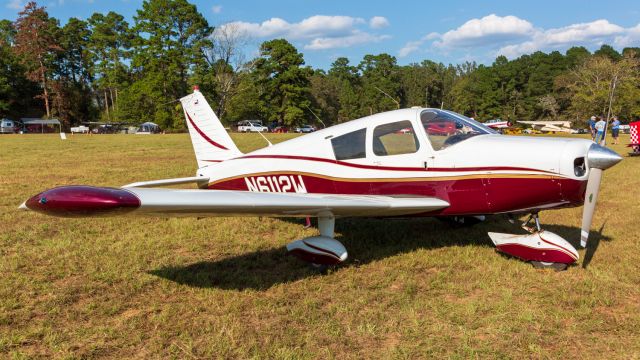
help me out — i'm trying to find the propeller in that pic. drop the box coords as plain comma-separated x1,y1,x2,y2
580,144,622,248
580,168,602,247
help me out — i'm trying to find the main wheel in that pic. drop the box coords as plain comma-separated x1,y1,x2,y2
531,261,568,271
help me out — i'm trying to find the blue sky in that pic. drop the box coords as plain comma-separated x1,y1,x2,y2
3,0,640,69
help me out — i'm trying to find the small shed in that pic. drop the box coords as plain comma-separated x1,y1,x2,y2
20,118,62,133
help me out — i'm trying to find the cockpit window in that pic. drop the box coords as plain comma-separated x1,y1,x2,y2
372,120,419,156
421,110,495,150
331,128,366,160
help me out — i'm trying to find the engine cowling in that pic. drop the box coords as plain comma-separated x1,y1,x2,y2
286,236,348,265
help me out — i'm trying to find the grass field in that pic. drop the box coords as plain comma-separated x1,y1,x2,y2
1,132,639,359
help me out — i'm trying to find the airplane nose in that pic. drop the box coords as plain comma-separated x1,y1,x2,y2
587,143,622,170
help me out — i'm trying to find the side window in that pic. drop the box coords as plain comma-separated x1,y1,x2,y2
372,120,419,156
331,128,366,160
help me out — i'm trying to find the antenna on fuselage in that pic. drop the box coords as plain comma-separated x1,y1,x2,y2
257,130,273,147
303,104,326,129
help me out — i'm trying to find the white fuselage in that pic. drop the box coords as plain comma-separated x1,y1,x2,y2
197,108,592,216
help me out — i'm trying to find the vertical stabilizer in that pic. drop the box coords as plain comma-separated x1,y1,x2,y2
180,86,242,168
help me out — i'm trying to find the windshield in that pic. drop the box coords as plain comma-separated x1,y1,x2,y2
421,110,496,151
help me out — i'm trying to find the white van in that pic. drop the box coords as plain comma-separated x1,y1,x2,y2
0,119,16,134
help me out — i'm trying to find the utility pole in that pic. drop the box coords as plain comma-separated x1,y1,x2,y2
601,74,619,146
425,87,429,108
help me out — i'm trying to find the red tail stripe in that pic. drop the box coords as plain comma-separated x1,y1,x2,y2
185,111,229,150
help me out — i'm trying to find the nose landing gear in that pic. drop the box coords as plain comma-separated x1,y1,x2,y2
489,213,579,270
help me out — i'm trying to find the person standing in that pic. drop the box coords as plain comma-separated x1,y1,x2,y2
611,116,621,145
588,116,597,141
594,116,606,143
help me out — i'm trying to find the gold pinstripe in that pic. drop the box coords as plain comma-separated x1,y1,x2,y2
208,171,565,187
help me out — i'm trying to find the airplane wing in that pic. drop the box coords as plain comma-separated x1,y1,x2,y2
518,121,571,126
20,185,450,218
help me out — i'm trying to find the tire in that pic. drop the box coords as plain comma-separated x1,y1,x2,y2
531,261,568,271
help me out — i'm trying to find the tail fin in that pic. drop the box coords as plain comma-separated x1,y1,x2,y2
180,87,242,168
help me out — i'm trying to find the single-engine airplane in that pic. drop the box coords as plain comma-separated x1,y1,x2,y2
484,119,512,130
518,120,577,134
20,87,622,270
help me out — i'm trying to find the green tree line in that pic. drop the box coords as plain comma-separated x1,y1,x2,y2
1,0,639,130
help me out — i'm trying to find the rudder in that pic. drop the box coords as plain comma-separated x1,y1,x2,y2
180,86,242,168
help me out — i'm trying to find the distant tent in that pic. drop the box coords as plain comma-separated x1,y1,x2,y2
137,122,161,134
20,118,61,133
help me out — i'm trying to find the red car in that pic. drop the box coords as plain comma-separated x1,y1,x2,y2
426,120,457,136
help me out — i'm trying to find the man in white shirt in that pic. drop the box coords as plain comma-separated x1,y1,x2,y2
594,117,606,143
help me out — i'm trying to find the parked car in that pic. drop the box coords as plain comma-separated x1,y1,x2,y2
70,125,90,133
619,124,631,134
0,118,16,134
237,120,268,132
294,125,316,133
92,124,118,134
271,126,289,133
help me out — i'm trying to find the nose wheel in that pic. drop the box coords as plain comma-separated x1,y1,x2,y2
489,213,579,270
530,261,568,271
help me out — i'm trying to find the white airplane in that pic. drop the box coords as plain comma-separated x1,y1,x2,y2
20,87,622,270
517,120,577,134
484,119,512,129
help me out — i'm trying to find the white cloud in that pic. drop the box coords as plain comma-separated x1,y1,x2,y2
400,14,640,60
305,32,390,50
435,14,534,48
369,16,390,29
614,23,640,48
211,5,222,14
6,0,23,10
220,15,389,50
399,32,438,57
498,19,627,58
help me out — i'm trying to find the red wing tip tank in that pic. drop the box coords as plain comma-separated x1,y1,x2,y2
22,186,141,217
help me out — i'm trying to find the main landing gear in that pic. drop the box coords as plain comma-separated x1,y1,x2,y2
488,213,579,271
285,216,348,272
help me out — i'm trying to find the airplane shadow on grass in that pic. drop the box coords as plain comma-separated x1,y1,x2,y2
149,217,611,291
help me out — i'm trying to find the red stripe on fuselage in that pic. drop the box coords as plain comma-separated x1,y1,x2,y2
185,111,229,150
210,174,587,216
236,154,554,173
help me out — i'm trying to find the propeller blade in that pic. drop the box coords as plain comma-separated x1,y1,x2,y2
580,143,622,249
580,168,602,248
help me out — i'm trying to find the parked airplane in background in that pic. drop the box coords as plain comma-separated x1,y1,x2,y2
518,120,577,134
484,119,512,130
20,87,622,271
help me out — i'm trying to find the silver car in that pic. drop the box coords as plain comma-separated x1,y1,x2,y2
0,119,16,134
